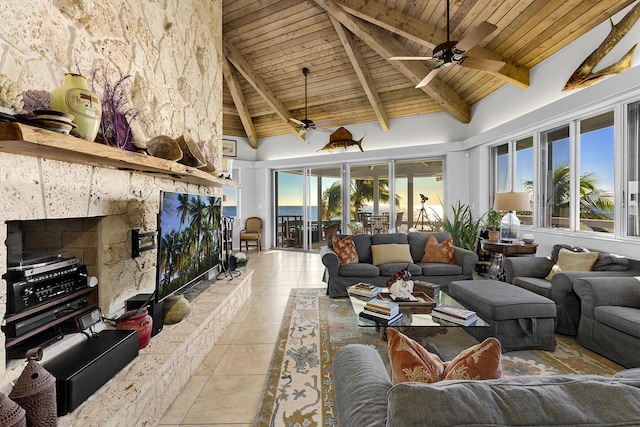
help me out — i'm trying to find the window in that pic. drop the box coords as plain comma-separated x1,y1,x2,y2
394,160,444,231
492,110,615,234
222,168,238,218
626,102,640,237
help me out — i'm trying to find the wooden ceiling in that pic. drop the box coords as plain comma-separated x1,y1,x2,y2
222,0,635,148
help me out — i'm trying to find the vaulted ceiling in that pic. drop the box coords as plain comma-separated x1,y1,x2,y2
222,0,636,148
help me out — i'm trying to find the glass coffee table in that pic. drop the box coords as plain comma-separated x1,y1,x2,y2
348,288,490,355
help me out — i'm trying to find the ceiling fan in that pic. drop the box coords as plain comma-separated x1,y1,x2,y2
390,0,506,88
289,67,333,140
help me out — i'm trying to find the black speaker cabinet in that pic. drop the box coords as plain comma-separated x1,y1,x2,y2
126,293,163,336
44,330,138,415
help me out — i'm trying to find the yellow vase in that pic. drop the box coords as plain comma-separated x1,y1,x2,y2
50,73,102,141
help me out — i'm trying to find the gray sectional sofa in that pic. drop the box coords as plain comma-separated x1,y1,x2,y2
333,343,640,427
503,244,640,335
574,276,640,368
320,231,478,297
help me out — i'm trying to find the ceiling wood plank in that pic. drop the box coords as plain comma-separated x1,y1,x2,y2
223,37,305,142
222,58,259,148
314,0,470,123
329,16,390,131
338,0,529,88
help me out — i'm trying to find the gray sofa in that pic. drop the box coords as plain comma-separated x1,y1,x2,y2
320,232,478,297
574,277,640,368
503,244,640,335
333,343,640,427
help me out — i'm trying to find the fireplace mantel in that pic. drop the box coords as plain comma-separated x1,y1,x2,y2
0,123,239,188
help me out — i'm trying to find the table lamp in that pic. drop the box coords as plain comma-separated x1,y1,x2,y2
493,192,530,242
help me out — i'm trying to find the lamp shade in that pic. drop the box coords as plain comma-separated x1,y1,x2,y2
493,192,530,212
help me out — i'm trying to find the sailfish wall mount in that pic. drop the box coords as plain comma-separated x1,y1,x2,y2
564,2,640,91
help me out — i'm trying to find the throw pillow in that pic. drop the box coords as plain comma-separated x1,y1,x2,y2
387,328,445,384
421,235,456,264
371,244,413,265
332,235,359,266
442,337,503,380
387,328,503,385
546,248,599,281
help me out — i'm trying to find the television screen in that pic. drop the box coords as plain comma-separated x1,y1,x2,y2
156,191,221,302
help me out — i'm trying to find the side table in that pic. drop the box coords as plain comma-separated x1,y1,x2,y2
480,241,538,281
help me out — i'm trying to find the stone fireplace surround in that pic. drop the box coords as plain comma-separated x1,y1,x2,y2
0,140,248,424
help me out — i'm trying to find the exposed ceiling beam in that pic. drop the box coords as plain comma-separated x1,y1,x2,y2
314,0,470,123
337,0,530,88
222,57,259,148
329,16,389,132
223,37,305,142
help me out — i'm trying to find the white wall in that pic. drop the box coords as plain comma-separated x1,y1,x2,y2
226,1,640,257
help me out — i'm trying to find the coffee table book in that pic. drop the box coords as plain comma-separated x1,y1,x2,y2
378,292,436,314
359,310,403,325
431,305,478,326
347,282,381,298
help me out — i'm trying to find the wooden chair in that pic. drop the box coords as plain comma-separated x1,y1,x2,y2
240,217,262,252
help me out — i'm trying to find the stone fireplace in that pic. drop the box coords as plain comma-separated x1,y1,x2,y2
0,144,220,391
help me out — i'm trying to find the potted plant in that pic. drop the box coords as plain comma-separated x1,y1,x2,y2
323,219,341,238
485,208,501,242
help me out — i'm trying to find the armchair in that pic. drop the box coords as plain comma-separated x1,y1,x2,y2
573,277,640,368
239,216,262,252
503,244,640,335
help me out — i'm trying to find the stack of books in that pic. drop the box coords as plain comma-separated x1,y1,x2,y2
431,305,478,326
359,298,403,325
348,282,381,298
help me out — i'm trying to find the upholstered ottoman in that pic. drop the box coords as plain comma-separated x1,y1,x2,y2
448,280,557,352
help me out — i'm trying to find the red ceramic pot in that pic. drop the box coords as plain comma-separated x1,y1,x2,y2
116,308,153,349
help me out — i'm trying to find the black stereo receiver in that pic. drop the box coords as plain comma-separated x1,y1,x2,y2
4,256,88,315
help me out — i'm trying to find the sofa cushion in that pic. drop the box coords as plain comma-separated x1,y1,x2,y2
593,252,630,271
338,263,380,277
416,262,462,276
378,262,422,277
371,244,413,265
421,236,456,264
551,243,586,262
595,306,640,339
332,235,359,266
386,375,640,427
408,232,452,262
546,248,599,280
512,276,552,298
371,233,408,245
329,234,373,263
387,328,503,385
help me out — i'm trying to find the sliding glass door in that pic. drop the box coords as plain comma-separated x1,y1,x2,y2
274,167,342,251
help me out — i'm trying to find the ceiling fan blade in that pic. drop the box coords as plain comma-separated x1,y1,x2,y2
298,128,307,137
389,56,434,61
290,117,304,126
454,21,497,52
460,56,505,73
415,67,441,89
316,128,335,134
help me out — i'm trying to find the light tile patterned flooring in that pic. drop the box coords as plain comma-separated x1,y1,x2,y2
159,249,326,426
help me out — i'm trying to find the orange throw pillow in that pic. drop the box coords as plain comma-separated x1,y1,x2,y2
443,337,504,380
387,328,503,385
332,235,359,266
421,235,456,264
387,328,444,384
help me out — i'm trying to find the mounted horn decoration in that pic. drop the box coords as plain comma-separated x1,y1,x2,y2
564,2,640,91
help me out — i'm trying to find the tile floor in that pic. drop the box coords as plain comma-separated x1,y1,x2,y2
159,249,326,426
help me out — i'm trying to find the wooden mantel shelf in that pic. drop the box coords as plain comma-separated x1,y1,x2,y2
0,122,240,188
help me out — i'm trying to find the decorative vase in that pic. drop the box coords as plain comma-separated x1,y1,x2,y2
163,294,190,325
0,392,27,427
488,230,500,242
50,73,102,141
116,308,153,349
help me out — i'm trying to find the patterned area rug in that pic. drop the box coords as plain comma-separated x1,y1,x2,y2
254,288,623,426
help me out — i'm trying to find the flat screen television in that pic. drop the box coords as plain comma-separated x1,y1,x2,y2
156,191,221,302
